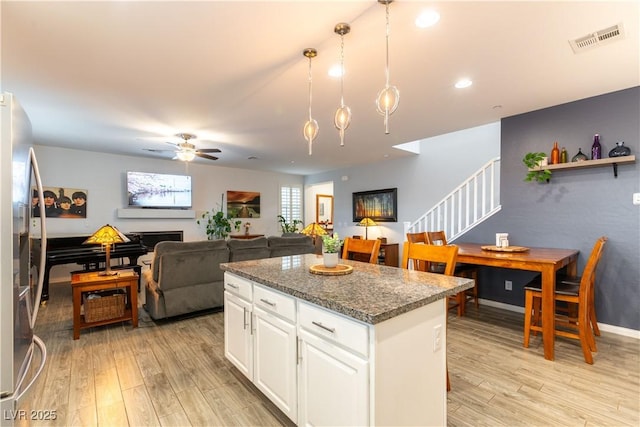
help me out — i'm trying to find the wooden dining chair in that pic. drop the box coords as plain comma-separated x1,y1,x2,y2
402,241,459,391
523,236,607,364
341,237,381,264
425,231,480,316
406,232,429,271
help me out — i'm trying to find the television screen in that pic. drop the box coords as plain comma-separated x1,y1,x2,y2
127,171,192,208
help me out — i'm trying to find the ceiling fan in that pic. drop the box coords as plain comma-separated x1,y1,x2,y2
143,133,221,162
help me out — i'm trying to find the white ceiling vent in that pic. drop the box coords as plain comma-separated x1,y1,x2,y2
569,23,625,53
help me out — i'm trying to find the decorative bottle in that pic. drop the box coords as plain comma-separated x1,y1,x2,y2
591,134,601,160
572,148,588,162
608,141,631,157
560,147,568,163
550,142,560,164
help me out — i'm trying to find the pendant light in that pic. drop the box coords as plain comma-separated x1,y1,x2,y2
302,48,319,155
334,23,352,147
375,0,400,134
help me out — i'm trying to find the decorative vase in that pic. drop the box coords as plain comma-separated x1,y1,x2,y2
323,252,339,268
571,148,588,162
550,141,560,164
608,141,631,157
560,147,568,163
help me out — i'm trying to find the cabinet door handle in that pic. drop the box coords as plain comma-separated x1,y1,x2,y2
297,337,302,365
259,298,276,307
242,307,248,330
227,283,239,289
312,321,335,334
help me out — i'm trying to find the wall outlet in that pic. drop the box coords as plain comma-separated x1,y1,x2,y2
633,193,640,205
433,324,442,352
505,280,513,291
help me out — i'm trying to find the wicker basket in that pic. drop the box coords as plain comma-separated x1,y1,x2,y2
83,290,125,323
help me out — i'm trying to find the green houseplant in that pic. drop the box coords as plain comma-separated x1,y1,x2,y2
321,233,342,268
523,152,552,183
277,215,303,234
197,194,241,240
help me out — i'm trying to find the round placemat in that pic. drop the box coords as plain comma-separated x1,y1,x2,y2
481,245,530,252
309,264,354,276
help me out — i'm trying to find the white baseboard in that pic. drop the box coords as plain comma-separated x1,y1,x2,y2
478,298,640,340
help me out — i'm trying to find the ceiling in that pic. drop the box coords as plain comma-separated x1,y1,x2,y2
2,1,638,175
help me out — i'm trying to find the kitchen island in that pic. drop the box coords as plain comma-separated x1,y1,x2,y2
221,254,474,426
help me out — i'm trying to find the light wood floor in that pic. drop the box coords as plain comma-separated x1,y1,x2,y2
17,281,640,426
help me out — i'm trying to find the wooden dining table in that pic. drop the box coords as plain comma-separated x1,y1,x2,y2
455,242,579,361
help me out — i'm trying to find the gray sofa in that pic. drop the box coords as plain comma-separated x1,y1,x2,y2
143,235,315,320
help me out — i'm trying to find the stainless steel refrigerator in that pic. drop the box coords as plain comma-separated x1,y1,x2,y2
0,93,47,425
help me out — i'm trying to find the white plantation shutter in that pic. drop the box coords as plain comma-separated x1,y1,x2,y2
280,186,302,223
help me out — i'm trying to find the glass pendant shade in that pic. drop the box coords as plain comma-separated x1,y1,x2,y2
334,106,351,146
377,0,399,135
302,48,318,155
376,85,399,134
334,23,352,147
303,119,319,155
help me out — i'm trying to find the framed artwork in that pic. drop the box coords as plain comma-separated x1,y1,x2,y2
316,194,333,225
227,190,261,218
32,186,87,218
352,188,397,222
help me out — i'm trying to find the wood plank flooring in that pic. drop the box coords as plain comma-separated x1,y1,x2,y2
16,280,639,426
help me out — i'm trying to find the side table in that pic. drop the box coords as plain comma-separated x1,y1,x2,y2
71,270,139,340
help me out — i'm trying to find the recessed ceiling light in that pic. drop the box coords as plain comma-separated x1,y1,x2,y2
416,10,440,28
328,64,343,78
455,78,473,89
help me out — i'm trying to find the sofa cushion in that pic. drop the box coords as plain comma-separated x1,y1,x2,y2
268,235,315,257
228,237,271,261
158,248,229,291
152,240,228,282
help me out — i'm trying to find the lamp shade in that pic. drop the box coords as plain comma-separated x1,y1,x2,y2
83,224,130,246
83,224,130,275
301,222,328,237
358,218,377,227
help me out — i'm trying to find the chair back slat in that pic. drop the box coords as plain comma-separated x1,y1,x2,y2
402,241,458,276
426,231,448,246
579,236,607,308
406,232,428,244
342,237,381,264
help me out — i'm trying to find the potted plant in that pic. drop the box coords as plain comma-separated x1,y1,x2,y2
197,194,241,240
321,233,343,268
277,215,303,235
523,152,552,183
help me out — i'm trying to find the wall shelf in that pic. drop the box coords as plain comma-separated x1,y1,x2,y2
116,208,195,219
529,155,635,178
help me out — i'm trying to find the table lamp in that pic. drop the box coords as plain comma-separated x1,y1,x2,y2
83,224,130,275
358,217,377,239
301,222,328,245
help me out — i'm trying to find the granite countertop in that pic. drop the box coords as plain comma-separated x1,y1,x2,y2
220,254,474,325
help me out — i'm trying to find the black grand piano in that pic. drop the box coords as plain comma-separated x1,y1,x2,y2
33,230,184,301
32,233,147,301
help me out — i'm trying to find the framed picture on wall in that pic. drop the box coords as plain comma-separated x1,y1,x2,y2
352,188,397,222
227,190,261,218
32,186,87,218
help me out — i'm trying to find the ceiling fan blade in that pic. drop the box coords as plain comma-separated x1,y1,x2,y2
143,148,174,153
196,148,222,153
196,153,218,161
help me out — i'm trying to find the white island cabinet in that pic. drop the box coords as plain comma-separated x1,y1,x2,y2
221,255,473,426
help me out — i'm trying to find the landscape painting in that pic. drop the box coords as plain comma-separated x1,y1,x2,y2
227,191,261,218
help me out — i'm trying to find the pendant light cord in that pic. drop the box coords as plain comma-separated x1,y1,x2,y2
384,2,391,88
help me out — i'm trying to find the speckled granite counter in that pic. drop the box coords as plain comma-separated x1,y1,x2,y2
220,253,474,324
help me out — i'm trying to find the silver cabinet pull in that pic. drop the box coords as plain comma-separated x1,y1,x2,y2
242,307,248,330
260,298,276,307
227,283,239,289
312,321,335,334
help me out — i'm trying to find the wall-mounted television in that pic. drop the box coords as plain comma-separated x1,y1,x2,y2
127,171,192,209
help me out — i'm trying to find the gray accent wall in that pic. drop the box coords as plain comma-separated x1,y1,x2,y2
463,87,639,330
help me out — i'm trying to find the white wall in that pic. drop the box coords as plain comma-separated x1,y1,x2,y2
33,145,304,281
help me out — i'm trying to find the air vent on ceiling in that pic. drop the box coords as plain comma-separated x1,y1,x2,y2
569,23,625,53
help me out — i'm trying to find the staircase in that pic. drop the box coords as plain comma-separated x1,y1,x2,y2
404,157,501,242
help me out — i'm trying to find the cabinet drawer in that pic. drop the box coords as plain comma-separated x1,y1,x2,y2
254,284,296,323
224,272,253,301
298,302,369,358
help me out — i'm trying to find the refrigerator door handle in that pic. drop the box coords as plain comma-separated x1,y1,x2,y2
29,148,46,327
14,335,47,402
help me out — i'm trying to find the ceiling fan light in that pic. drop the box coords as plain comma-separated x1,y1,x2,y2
176,150,196,162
